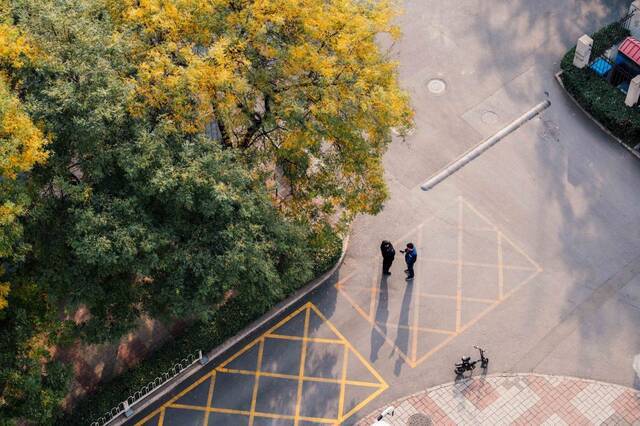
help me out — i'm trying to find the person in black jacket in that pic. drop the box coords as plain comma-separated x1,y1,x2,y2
380,240,395,275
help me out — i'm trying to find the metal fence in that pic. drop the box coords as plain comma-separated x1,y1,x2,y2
586,10,638,94
91,349,206,426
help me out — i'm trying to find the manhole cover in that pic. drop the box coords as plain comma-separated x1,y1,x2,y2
481,111,498,124
407,413,432,425
427,78,446,95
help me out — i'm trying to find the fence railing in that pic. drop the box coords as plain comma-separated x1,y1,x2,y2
585,9,640,97
90,349,206,426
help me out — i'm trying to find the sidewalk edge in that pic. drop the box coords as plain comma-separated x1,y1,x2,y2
113,233,350,425
554,70,640,160
356,372,640,425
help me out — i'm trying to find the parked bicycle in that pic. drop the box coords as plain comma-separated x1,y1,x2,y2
454,346,489,377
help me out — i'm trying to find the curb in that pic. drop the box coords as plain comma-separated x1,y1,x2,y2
357,372,640,424
554,70,640,160
113,233,350,425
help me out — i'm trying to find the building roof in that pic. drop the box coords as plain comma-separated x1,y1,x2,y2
619,36,640,65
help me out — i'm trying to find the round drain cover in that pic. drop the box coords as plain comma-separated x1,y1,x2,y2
427,78,446,95
407,413,432,426
481,111,498,124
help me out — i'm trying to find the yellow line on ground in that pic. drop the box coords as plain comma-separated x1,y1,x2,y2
421,258,538,271
461,197,498,231
335,284,416,367
203,372,216,426
332,271,358,290
168,403,208,411
418,293,496,304
456,226,498,232
293,305,311,425
248,339,264,426
135,368,215,425
413,333,459,366
218,304,308,369
310,304,388,387
456,196,463,332
215,367,381,387
340,385,387,422
158,408,165,426
496,225,544,272
337,344,349,421
171,404,337,423
264,333,344,345
375,321,455,335
368,266,379,322
411,224,424,362
498,232,504,299
314,301,389,422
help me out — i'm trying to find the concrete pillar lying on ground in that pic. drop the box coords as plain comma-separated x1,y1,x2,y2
625,75,640,107
629,1,640,39
573,35,593,69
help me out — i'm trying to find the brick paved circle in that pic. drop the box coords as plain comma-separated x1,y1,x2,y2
358,374,640,425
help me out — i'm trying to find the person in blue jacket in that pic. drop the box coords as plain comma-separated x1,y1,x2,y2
400,243,417,280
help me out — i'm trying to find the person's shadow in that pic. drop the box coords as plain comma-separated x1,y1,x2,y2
392,279,413,376
370,275,389,362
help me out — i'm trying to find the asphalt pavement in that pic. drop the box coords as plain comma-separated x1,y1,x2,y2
127,0,640,424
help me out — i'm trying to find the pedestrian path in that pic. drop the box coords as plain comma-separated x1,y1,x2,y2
358,374,640,425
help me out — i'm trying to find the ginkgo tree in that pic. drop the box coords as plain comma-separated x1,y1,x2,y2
110,0,413,225
0,17,48,311
0,0,413,423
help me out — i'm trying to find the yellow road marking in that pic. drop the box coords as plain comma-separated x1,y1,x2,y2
158,408,165,426
417,293,495,304
168,403,208,411
375,321,455,335
335,196,543,370
293,306,310,425
217,304,308,370
168,403,337,423
248,339,264,426
421,258,538,271
203,373,215,426
456,196,463,332
411,224,424,362
136,302,387,426
310,304,388,388
216,367,382,387
461,198,497,230
264,333,343,345
337,283,417,367
498,233,504,299
337,345,349,421
368,266,380,322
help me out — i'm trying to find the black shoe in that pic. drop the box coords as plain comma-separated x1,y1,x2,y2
406,276,414,281
404,269,409,273
383,272,391,275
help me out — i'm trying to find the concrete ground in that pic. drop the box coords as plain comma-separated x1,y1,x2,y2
128,0,640,424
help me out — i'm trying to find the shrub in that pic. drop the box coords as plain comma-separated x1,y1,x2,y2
56,230,342,426
560,22,640,148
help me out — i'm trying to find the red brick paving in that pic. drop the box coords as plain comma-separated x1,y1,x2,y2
358,374,640,425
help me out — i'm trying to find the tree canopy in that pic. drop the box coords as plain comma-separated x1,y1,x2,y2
0,0,411,423
109,0,413,224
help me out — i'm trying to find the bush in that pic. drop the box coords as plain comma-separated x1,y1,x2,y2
560,22,640,148
56,231,343,426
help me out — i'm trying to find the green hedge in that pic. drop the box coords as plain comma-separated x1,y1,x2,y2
56,231,342,425
560,22,640,148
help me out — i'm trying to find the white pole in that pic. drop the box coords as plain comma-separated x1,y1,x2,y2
421,99,551,191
